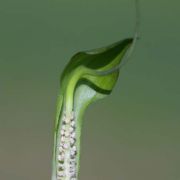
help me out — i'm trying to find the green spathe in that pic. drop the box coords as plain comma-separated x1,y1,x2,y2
52,38,133,180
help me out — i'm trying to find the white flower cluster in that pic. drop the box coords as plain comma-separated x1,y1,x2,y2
57,111,77,180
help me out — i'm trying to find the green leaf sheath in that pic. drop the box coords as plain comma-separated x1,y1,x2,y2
51,38,133,180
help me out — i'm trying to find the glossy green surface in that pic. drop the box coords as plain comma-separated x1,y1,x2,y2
52,38,132,179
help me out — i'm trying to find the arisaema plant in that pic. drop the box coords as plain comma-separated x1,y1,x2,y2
51,38,135,180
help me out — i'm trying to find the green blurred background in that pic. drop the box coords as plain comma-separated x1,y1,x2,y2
0,0,179,179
